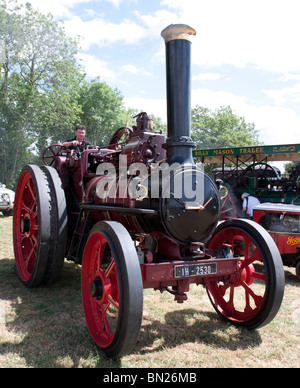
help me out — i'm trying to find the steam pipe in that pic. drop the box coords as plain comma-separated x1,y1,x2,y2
161,24,196,165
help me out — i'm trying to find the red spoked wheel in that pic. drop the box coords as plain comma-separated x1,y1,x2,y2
206,219,285,329
220,194,237,220
219,187,242,220
13,165,51,287
81,221,143,358
42,144,63,166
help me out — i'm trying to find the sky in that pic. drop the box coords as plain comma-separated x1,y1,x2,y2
20,0,300,155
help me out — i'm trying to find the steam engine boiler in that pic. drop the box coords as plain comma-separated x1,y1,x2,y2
13,24,285,358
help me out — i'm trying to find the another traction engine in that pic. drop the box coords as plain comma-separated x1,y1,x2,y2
13,25,285,358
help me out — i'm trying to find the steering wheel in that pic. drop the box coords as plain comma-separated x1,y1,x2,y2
42,144,63,166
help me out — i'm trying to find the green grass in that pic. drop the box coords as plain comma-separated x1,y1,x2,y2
0,215,299,368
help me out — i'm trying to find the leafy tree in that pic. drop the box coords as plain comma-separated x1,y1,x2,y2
75,79,167,147
76,78,128,146
191,105,260,174
191,105,259,149
0,0,82,187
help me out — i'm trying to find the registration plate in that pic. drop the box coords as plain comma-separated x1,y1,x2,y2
174,262,217,278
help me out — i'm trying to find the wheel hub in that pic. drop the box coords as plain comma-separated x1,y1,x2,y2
231,263,255,287
20,217,30,234
90,276,103,298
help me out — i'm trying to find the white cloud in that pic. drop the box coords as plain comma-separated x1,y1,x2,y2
263,82,300,106
278,74,300,82
21,0,300,75
64,15,147,50
163,0,300,74
247,105,300,146
64,7,179,51
20,0,127,17
77,53,116,79
124,97,167,121
120,65,151,76
192,73,221,81
191,87,300,146
192,88,248,112
133,9,180,34
19,0,90,17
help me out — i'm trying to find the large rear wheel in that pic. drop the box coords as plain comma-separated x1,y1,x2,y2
13,165,52,287
40,166,68,285
206,219,285,329
81,221,143,358
13,164,67,287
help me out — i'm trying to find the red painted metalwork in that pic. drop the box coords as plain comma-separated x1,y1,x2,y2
206,219,284,328
141,258,239,290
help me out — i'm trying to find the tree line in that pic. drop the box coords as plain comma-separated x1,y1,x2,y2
0,0,259,189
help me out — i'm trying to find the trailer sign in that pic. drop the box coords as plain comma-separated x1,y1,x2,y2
193,143,300,163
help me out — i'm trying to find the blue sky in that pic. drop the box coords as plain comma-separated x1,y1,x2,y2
22,0,300,154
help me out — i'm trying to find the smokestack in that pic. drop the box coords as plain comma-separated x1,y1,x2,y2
161,24,196,165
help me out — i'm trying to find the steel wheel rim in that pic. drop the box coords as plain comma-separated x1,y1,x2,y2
207,226,267,323
13,170,39,282
81,231,119,349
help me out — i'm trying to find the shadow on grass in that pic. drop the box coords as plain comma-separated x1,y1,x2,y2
0,256,299,367
0,258,120,368
135,308,263,356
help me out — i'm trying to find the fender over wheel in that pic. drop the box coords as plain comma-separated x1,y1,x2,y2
81,221,143,358
206,218,285,329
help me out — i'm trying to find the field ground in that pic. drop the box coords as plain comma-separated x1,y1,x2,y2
0,215,299,368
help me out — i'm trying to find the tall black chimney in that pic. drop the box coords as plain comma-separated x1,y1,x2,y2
161,24,196,165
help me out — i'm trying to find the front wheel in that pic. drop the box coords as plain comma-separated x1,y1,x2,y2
206,219,285,329
81,221,143,358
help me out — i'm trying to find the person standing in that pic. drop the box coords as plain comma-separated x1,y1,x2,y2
241,192,260,219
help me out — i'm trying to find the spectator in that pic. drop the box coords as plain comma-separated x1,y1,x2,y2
242,192,260,219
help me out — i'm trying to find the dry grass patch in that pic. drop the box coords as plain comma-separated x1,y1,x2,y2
0,215,299,368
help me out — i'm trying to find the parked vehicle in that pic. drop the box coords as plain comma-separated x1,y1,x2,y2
0,183,15,216
193,144,300,219
253,203,300,281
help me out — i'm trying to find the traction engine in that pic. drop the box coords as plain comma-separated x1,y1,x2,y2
13,24,285,358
